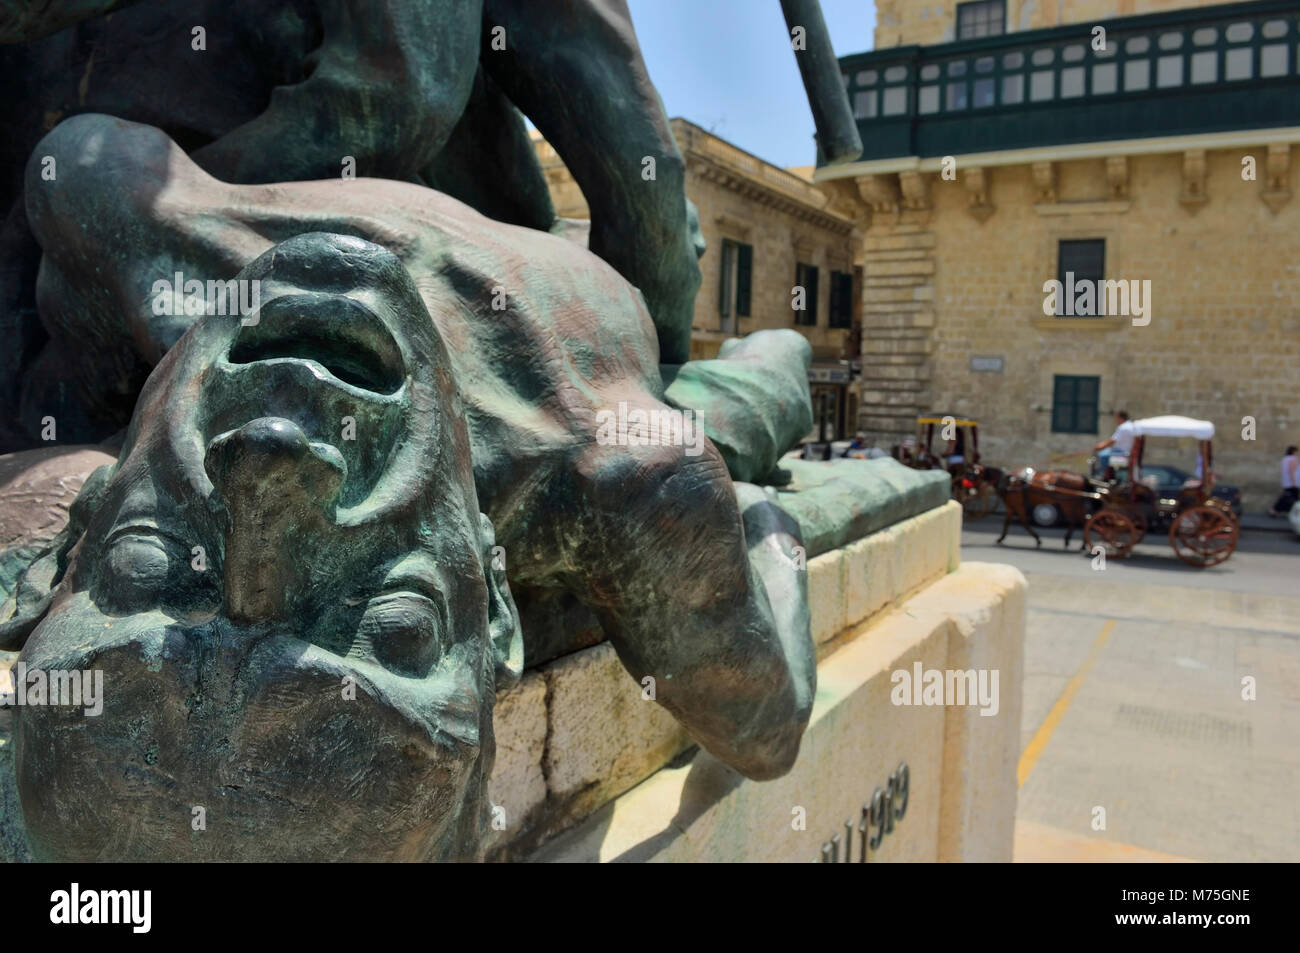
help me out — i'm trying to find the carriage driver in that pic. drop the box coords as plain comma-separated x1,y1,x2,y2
1092,410,1136,476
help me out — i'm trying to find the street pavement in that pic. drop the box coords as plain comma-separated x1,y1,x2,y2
961,516,1300,862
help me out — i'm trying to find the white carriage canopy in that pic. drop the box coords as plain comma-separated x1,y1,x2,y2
1131,416,1215,440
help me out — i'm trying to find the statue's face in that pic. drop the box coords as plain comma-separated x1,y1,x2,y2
15,234,518,861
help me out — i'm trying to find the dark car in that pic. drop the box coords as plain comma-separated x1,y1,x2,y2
1135,463,1243,516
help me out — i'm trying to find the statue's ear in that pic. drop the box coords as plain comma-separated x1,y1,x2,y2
479,512,523,689
0,463,112,650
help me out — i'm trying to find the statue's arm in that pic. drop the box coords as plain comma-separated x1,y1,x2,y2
480,0,701,364
191,0,483,184
569,438,816,780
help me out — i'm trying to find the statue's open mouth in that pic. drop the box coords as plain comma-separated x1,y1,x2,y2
228,293,405,395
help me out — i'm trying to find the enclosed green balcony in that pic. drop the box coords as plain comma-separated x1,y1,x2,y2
826,0,1300,166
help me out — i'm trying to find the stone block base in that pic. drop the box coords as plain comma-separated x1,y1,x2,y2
525,561,1026,862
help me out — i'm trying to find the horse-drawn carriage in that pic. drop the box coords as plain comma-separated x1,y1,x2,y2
996,415,1238,567
892,414,1004,520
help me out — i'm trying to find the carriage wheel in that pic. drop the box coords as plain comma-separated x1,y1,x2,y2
1203,498,1240,524
1169,505,1238,568
1084,509,1139,559
958,481,996,521
1128,509,1148,545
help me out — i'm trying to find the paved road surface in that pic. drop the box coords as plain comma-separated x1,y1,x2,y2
962,519,1300,862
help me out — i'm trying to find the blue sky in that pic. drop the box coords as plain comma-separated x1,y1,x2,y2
626,0,877,169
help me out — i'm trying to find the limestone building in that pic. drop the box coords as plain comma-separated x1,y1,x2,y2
534,119,864,440
819,0,1300,507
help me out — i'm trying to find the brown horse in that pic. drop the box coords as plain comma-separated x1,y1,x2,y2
995,468,1098,549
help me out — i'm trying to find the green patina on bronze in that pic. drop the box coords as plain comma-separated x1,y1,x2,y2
0,2,941,862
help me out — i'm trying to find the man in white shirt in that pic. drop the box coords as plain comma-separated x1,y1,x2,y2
1092,410,1135,473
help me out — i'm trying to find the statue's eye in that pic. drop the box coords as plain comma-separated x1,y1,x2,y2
96,529,218,619
357,593,442,677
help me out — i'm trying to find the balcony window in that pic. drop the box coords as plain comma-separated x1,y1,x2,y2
1261,44,1288,78
1092,62,1118,94
1191,50,1217,84
956,0,1005,41
1157,55,1184,87
1125,58,1150,90
1061,67,1085,98
829,3,1300,167
1226,22,1254,43
1225,46,1253,80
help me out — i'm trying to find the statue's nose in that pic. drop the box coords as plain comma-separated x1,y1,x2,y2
204,417,346,625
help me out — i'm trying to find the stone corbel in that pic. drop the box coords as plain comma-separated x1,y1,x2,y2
898,170,930,212
855,173,902,216
963,167,994,223
1030,161,1057,204
1105,156,1128,201
1179,149,1209,212
1262,143,1291,214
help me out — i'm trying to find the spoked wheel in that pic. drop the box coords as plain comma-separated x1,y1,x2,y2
1084,509,1139,559
1203,498,1240,524
1169,505,1238,567
1128,509,1148,545
958,481,997,521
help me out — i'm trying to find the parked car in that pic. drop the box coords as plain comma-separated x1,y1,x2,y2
1133,462,1242,516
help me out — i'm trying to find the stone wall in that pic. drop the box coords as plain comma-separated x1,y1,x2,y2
873,0,1259,49
901,148,1300,507
532,122,862,365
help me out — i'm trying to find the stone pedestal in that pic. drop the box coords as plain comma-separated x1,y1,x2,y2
486,501,1027,862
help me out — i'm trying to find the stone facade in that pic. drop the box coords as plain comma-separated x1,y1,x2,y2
875,0,1256,49
535,119,865,438
824,0,1300,508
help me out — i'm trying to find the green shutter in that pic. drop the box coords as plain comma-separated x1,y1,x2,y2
736,243,753,317
1051,376,1074,432
807,266,820,326
1052,374,1101,433
719,240,734,318
1076,375,1099,433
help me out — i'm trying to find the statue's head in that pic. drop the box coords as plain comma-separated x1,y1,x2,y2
10,233,522,861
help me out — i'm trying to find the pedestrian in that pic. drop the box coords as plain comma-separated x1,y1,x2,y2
1267,445,1299,517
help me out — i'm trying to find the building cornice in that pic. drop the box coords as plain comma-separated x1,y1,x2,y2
814,127,1300,181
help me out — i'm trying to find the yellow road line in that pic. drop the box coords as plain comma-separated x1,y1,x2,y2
1018,619,1117,788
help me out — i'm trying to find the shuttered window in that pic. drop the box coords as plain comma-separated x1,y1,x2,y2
1052,375,1100,433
